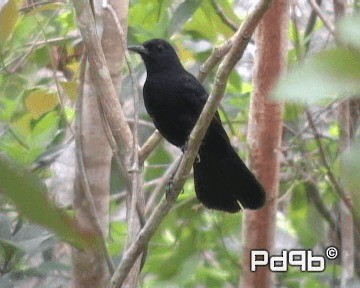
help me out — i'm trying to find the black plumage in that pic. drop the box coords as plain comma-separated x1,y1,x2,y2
129,39,265,213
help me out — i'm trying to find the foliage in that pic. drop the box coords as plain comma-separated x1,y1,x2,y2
0,1,359,287
275,15,360,103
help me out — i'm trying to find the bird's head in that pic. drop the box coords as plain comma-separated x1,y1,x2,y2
128,39,183,74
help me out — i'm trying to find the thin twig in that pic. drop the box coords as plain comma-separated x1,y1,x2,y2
286,99,339,148
24,35,80,48
219,105,236,135
139,130,163,163
19,1,64,13
305,109,360,237
304,0,322,51
197,35,235,83
108,1,273,286
145,156,182,216
305,180,341,240
0,13,56,73
210,0,238,31
127,118,155,129
308,0,335,35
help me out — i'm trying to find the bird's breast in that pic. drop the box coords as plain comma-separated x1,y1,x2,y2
143,78,196,148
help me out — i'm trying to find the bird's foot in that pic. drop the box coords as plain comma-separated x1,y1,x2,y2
180,140,189,153
166,173,185,200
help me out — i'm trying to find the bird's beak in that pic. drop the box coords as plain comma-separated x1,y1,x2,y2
128,45,149,55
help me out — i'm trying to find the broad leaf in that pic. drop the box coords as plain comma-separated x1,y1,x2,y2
0,0,19,43
169,0,201,35
0,154,99,249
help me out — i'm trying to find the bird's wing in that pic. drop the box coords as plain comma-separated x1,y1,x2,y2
180,72,230,142
181,72,223,122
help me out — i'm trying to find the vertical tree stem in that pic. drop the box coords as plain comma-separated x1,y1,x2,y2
240,1,288,287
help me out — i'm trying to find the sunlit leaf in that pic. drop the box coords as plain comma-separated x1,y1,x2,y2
328,123,339,138
25,89,59,119
60,80,78,101
0,0,19,43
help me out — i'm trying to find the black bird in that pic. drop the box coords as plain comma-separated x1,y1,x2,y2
129,39,265,213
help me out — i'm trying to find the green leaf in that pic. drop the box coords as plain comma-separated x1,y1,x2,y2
7,13,38,49
60,80,78,101
273,48,360,104
30,111,60,148
0,0,19,43
128,0,172,41
24,89,59,120
284,103,303,122
0,154,99,249
304,277,328,288
0,74,27,122
0,237,23,264
169,0,201,35
183,0,234,41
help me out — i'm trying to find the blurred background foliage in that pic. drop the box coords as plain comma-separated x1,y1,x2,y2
0,0,359,287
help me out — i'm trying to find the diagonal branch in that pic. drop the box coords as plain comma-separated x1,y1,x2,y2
308,0,335,35
197,35,235,83
139,130,163,164
108,1,273,287
210,0,238,32
304,0,322,51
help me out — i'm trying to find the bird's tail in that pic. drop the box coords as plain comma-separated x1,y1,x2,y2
193,131,266,213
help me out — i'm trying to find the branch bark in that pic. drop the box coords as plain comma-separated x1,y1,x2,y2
240,1,288,287
308,0,335,35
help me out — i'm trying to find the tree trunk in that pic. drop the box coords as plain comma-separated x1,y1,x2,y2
240,1,288,287
72,1,128,287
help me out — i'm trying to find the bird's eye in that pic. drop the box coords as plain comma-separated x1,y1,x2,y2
157,45,163,52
